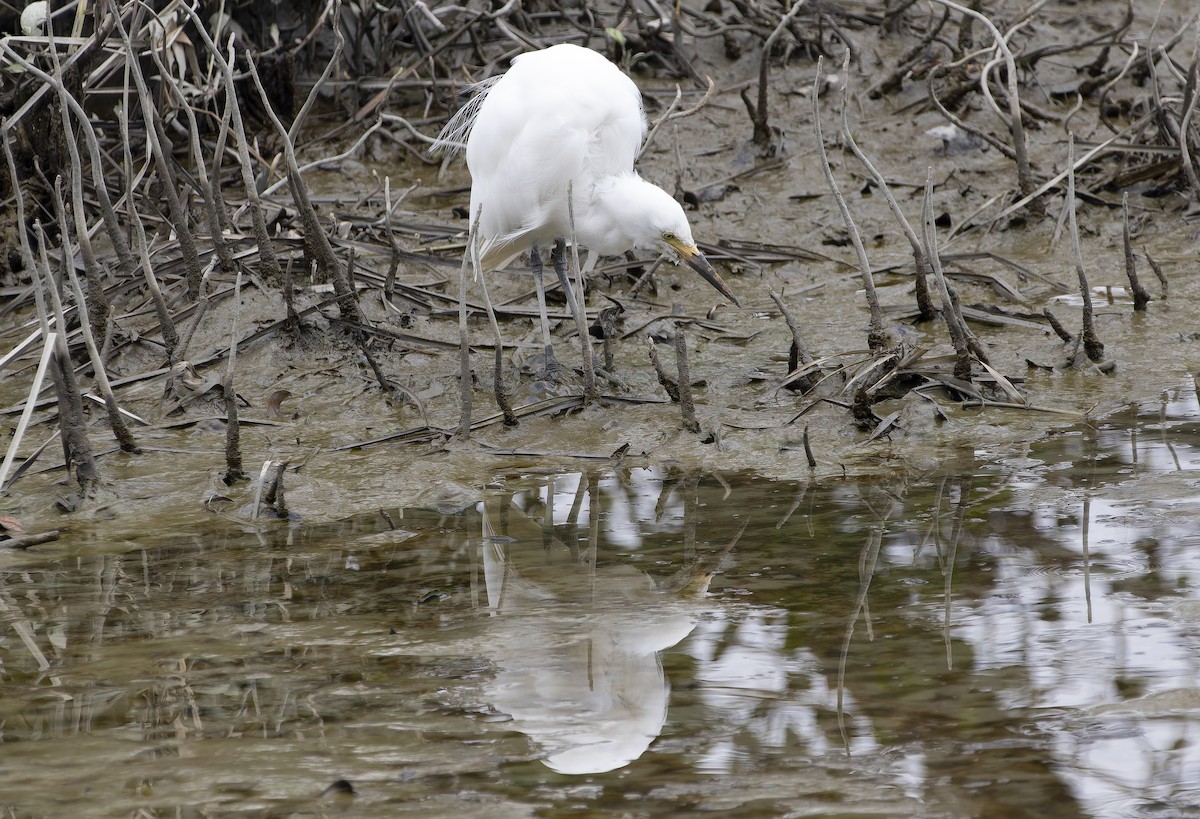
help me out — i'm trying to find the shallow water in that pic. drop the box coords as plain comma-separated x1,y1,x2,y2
3,382,1200,817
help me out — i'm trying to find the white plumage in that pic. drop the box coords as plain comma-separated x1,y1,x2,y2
437,43,737,304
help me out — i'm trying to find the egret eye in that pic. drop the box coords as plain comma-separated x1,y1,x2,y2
663,231,677,242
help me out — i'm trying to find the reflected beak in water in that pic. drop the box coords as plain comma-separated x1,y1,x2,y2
665,238,739,307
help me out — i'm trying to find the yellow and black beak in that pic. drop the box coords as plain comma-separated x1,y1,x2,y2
665,237,739,307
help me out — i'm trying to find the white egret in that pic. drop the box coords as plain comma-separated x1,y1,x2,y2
436,43,738,375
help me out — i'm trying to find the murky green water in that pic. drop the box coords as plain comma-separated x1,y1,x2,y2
3,384,1200,817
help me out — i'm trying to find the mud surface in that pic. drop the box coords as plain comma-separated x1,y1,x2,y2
7,2,1197,531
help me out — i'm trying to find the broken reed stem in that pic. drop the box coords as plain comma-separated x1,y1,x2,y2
383,177,402,296
802,424,817,468
1043,307,1073,342
1175,53,1200,199
202,26,284,285
812,57,888,353
148,42,235,274
647,339,680,402
838,51,934,322
126,183,180,361
175,258,217,361
0,332,57,493
928,0,1034,199
767,286,817,393
34,222,98,492
46,38,111,334
922,168,973,381
0,39,137,277
1067,135,1105,362
241,39,359,322
748,0,808,151
673,325,701,433
112,13,204,300
263,460,290,518
949,286,989,365
1143,249,1168,297
223,269,246,484
1121,192,1150,310
240,29,394,392
598,305,620,373
54,178,139,453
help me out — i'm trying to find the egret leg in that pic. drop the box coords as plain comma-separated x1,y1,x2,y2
564,181,597,398
529,245,561,381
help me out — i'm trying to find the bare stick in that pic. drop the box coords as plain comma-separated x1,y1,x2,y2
839,52,934,322
148,38,235,273
1043,307,1073,342
113,12,204,300
54,178,139,453
46,36,111,333
223,269,246,484
1144,249,1168,297
647,339,680,403
180,15,283,287
242,44,359,321
1067,135,1104,362
1121,192,1150,310
1167,41,1200,198
638,77,716,161
34,222,98,493
0,332,57,493
124,161,181,360
674,325,701,433
768,286,817,393
748,0,808,152
927,0,1035,198
923,169,972,381
0,39,136,277
813,58,888,352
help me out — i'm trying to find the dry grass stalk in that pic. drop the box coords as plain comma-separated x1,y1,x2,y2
1121,192,1151,311
922,170,972,382
812,58,888,353
223,270,246,484
838,52,934,322
52,178,139,453
112,12,204,300
1066,135,1105,363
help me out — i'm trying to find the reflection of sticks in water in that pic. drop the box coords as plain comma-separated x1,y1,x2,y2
1082,493,1093,624
942,477,971,671
837,523,882,756
836,486,901,755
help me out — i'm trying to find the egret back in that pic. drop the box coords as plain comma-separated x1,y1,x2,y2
461,44,647,270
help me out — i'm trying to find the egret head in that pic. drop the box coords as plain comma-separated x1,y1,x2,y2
609,178,739,306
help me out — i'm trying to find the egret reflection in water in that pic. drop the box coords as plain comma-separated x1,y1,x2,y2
477,487,736,774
